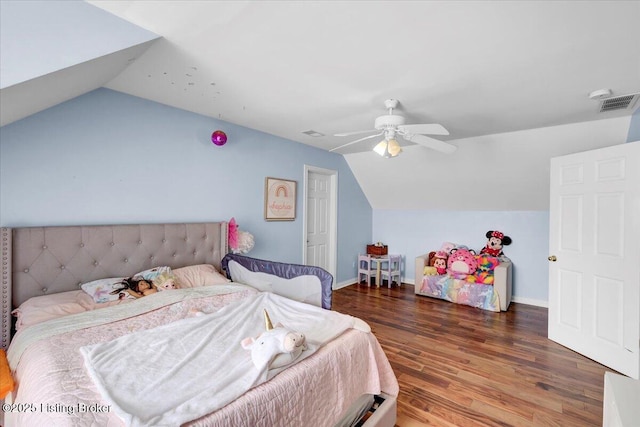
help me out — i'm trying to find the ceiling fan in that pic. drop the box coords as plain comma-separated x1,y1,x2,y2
330,99,456,157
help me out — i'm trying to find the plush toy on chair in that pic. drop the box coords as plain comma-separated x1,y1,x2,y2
447,247,478,280
432,250,449,275
480,230,512,257
241,310,306,370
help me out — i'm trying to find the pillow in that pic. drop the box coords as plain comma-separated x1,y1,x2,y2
81,277,132,303
81,266,174,303
173,264,230,288
135,266,172,282
12,290,133,330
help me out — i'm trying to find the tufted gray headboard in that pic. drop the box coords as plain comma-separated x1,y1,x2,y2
0,222,228,350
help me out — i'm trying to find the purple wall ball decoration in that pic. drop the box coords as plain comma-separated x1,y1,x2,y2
211,130,228,146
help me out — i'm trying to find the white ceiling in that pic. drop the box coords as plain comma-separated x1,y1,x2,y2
83,0,640,155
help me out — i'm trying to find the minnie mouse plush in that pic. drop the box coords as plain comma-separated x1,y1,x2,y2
480,230,512,257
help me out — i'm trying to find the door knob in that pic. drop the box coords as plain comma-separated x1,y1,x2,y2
548,255,557,262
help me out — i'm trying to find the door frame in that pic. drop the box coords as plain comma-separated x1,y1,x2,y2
302,165,338,280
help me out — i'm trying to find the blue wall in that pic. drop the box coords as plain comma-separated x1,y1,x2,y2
1,88,636,301
0,88,372,285
373,210,549,304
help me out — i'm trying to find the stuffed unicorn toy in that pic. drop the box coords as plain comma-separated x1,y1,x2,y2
241,310,306,370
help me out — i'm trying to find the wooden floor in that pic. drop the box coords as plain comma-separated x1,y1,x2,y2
332,283,613,427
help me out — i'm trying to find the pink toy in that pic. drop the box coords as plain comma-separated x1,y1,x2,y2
433,251,448,275
447,247,478,279
440,242,456,254
228,217,255,254
228,217,239,250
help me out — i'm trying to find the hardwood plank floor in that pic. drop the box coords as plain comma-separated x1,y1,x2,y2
332,283,614,427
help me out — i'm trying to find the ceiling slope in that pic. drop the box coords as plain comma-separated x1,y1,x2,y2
89,0,640,154
345,116,632,210
0,0,160,126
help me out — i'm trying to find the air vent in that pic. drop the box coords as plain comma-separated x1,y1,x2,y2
599,93,639,112
302,130,325,137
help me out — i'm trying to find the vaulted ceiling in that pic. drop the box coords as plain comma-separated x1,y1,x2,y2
2,1,639,156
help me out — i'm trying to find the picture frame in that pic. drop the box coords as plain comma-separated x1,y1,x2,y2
264,177,297,221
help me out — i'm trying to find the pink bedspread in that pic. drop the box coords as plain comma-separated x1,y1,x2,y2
6,286,398,426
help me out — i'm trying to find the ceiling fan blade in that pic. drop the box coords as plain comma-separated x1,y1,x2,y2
398,123,449,136
329,132,384,152
334,129,378,137
404,133,457,154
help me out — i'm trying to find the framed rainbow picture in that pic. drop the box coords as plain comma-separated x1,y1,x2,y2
264,177,296,221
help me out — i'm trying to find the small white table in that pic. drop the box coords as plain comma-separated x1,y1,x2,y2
359,254,402,287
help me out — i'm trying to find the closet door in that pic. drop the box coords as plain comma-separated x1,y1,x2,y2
304,166,337,280
548,141,639,379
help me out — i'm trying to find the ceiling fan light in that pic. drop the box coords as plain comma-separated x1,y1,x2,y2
373,139,402,158
387,139,402,156
373,140,388,156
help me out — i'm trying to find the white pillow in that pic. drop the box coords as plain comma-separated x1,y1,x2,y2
81,277,131,303
227,260,322,307
173,264,230,288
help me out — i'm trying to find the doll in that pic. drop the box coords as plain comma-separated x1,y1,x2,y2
153,272,180,291
430,250,448,275
111,277,157,298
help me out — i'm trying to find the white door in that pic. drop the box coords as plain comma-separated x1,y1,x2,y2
303,166,337,279
548,141,640,379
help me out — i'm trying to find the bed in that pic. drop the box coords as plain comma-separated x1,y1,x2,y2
414,252,512,312
0,222,398,427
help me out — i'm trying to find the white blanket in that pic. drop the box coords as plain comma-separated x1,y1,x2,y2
80,292,356,427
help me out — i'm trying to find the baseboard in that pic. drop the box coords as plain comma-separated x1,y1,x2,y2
511,296,548,308
334,278,416,289
334,278,357,290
